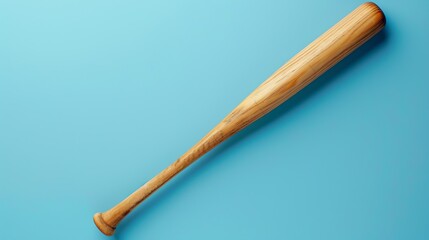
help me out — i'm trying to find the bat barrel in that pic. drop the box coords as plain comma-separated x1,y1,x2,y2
217,2,385,132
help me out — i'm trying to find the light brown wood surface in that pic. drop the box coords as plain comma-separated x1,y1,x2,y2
94,2,385,236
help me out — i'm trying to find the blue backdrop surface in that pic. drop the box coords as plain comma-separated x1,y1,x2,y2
1,0,428,239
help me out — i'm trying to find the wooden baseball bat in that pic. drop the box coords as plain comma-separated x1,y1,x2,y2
94,2,385,235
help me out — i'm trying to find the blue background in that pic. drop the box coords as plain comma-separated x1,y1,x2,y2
1,0,428,239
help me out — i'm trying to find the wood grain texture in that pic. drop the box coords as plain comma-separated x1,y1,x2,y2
94,2,385,235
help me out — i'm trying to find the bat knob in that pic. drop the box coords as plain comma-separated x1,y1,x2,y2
93,213,115,236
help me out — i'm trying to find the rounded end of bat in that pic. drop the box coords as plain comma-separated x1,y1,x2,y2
93,213,115,236
362,2,386,27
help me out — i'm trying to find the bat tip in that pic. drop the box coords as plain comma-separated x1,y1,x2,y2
363,2,386,26
93,213,116,236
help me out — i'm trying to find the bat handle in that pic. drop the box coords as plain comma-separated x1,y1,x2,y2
94,2,385,235
94,126,228,235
